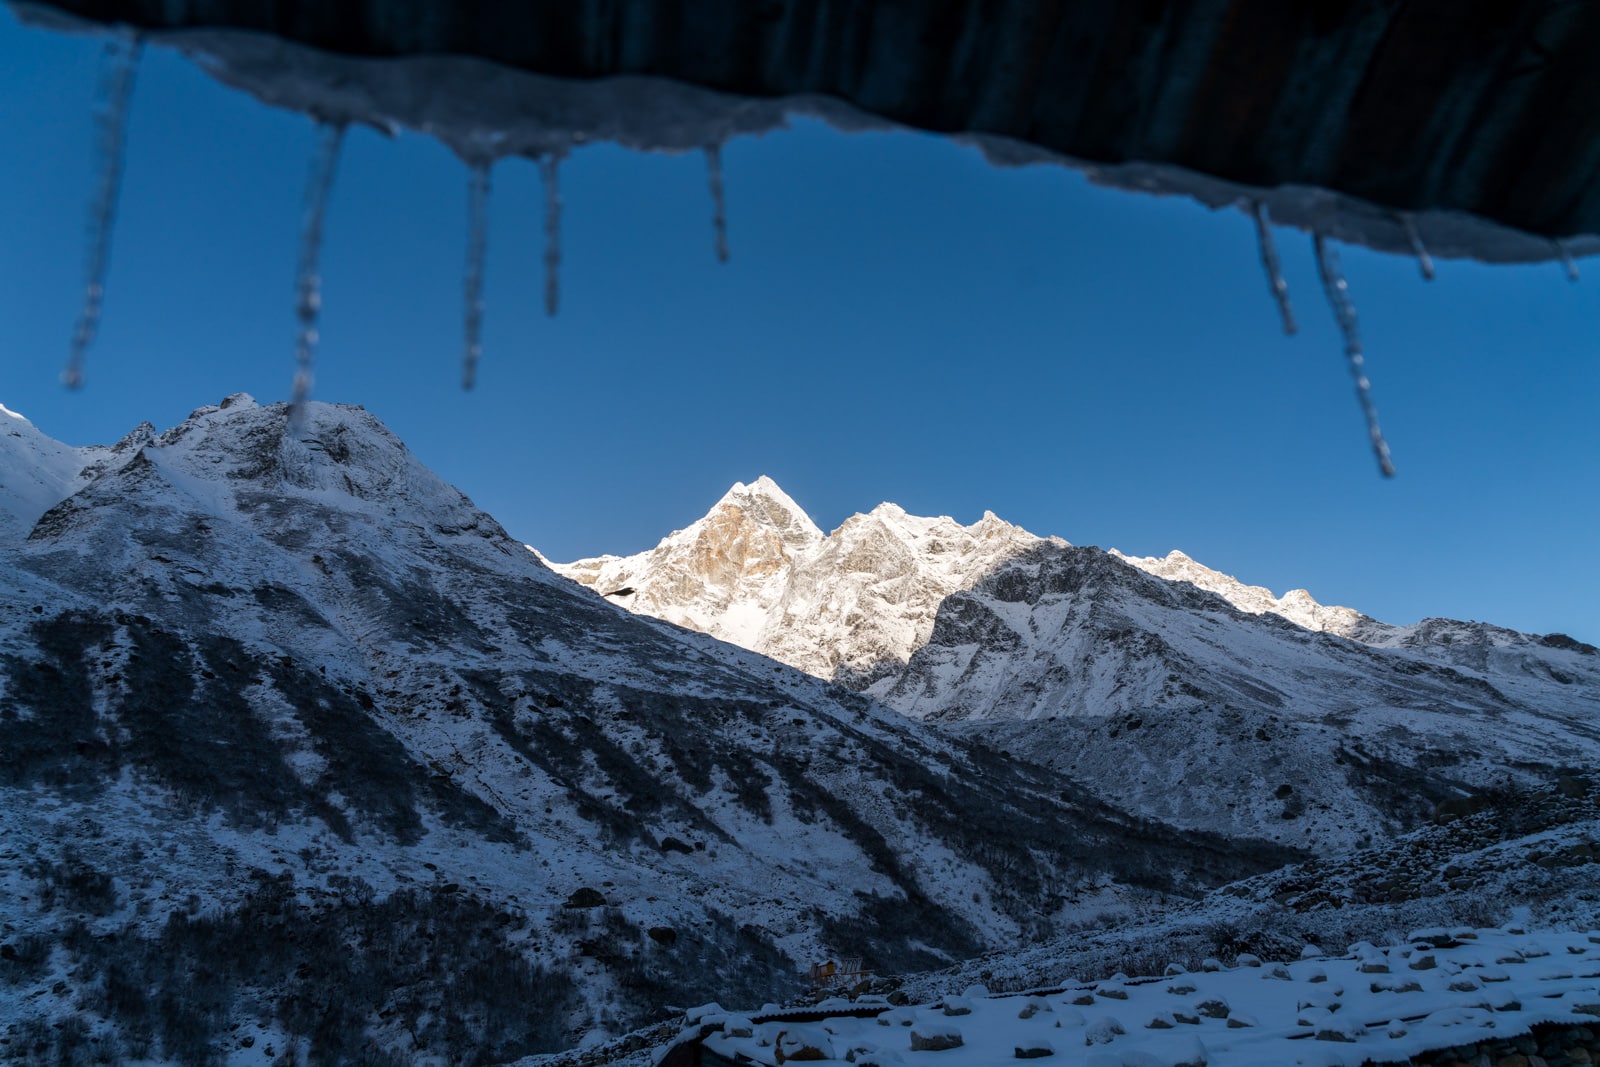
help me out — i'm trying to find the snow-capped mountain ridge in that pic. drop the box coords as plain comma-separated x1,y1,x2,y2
550,477,1047,688
552,478,1600,851
1109,547,1369,635
550,475,1585,685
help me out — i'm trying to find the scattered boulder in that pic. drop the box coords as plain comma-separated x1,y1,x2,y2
1370,978,1422,994
941,997,973,1017
909,1022,964,1052
1083,1017,1124,1045
1017,998,1051,1020
1557,775,1590,798
1314,1019,1366,1043
562,887,607,909
1434,794,1496,823
685,1003,726,1024
776,1027,834,1062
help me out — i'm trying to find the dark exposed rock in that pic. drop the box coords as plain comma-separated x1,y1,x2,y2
563,888,607,909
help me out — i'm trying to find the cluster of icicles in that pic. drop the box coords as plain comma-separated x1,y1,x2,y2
61,33,1582,475
63,32,732,426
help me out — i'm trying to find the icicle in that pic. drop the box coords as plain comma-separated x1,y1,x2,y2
1251,201,1296,336
1557,240,1580,282
289,121,347,425
1399,213,1435,281
462,160,491,390
1313,234,1396,478
707,143,729,264
63,31,143,390
540,153,562,317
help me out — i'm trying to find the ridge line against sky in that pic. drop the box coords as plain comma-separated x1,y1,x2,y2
1,11,1595,643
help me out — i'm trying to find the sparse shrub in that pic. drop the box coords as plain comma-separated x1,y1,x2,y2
12,880,576,1065
1,931,53,984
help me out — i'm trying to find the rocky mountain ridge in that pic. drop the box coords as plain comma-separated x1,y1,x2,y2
551,479,1600,850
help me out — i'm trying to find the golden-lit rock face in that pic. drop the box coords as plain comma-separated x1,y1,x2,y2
658,501,797,604
550,478,1043,689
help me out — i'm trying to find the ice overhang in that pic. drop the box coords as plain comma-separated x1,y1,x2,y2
16,0,1600,477
19,0,1600,266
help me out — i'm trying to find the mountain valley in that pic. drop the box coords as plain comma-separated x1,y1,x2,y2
2,402,1595,1065
0,399,1294,1064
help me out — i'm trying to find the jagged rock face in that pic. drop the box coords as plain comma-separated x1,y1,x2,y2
551,477,826,646
0,398,1282,1060
552,480,1600,852
877,539,1600,849
550,481,1045,689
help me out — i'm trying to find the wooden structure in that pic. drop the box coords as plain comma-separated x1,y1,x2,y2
807,956,869,990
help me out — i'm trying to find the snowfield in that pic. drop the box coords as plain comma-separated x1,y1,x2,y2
693,925,1600,1067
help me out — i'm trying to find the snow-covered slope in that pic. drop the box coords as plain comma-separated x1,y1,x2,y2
1110,548,1369,635
549,479,1045,688
0,398,1280,1064
700,924,1600,1067
0,402,142,539
550,481,1600,851
893,773,1600,1003
699,922,1600,1067
892,539,1599,845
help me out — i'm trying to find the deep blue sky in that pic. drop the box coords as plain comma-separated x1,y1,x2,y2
3,12,1596,643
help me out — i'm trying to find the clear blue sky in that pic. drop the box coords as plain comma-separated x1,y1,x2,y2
2,11,1596,644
